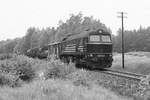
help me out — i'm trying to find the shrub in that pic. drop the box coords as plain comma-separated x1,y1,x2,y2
14,55,35,81
0,72,22,87
0,55,36,83
47,61,76,79
0,53,13,60
34,60,77,80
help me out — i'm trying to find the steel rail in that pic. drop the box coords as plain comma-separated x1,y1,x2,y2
100,68,147,81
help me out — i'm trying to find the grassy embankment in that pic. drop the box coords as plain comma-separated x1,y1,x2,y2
112,52,150,75
0,54,130,100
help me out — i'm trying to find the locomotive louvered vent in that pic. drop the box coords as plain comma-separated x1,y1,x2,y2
87,44,112,53
64,44,76,52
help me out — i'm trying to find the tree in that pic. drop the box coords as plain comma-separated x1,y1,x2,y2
113,26,150,52
14,27,36,54
55,13,109,42
30,29,41,48
38,29,50,47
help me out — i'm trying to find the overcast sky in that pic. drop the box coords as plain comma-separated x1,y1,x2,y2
0,0,150,41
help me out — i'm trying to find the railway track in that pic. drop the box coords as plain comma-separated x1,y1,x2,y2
100,68,147,81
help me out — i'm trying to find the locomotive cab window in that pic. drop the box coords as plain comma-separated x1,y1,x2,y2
101,35,111,42
89,35,100,42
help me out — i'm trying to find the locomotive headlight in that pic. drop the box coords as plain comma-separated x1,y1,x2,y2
89,54,93,57
99,30,102,33
90,54,93,57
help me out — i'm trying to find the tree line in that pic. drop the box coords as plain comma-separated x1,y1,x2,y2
113,26,150,52
0,13,150,54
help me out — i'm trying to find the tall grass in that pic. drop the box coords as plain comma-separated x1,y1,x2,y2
0,79,130,100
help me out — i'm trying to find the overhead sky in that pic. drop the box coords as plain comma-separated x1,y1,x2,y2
0,0,150,41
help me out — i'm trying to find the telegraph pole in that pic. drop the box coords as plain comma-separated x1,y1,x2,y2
117,12,127,69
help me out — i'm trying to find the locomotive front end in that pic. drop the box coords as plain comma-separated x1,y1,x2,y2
86,29,113,68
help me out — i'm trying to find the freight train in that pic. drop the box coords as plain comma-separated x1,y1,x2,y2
26,29,113,69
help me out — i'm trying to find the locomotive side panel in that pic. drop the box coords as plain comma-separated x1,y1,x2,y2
60,38,87,56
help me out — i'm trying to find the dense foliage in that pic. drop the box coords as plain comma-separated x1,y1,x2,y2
0,38,20,54
0,55,36,87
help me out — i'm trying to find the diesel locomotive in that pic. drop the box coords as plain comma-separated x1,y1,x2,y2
27,29,113,68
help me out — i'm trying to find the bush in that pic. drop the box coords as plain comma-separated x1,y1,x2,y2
46,61,76,79
0,55,36,83
0,53,13,60
0,72,22,87
33,60,76,80
13,55,35,81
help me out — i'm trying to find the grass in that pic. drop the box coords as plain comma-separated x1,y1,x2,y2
2,52,150,100
0,79,130,100
0,54,133,100
112,52,150,75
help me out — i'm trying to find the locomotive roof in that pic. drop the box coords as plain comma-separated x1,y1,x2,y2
48,42,60,46
62,29,110,41
63,31,89,41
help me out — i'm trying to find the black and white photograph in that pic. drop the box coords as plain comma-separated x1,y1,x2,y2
0,0,150,100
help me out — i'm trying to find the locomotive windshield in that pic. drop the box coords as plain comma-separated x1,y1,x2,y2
101,35,111,42
89,35,100,42
89,35,111,42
